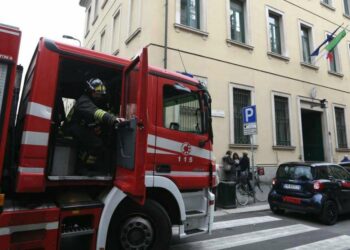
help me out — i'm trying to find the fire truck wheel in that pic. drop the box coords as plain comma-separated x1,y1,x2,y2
107,199,172,250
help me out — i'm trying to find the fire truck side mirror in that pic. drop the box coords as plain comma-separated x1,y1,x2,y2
203,92,213,143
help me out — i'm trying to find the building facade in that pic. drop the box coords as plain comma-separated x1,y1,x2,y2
79,0,350,174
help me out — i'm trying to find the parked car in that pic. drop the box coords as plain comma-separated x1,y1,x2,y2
339,162,350,173
268,162,350,225
339,156,350,173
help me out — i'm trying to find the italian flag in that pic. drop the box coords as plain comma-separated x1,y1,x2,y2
325,28,347,61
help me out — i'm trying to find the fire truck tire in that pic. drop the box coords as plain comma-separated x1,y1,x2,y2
106,199,172,250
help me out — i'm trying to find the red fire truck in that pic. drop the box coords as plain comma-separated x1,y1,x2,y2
0,23,215,249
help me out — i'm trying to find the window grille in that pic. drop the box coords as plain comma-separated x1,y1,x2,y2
233,88,250,144
274,96,291,146
335,107,348,148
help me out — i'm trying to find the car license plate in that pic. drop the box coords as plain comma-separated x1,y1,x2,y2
283,184,301,190
283,196,301,204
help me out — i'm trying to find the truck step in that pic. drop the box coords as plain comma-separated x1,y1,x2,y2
61,227,94,238
184,228,205,235
186,210,206,218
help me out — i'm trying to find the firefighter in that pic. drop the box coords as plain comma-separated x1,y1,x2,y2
65,78,124,173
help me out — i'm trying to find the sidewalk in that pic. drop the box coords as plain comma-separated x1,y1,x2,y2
214,201,270,217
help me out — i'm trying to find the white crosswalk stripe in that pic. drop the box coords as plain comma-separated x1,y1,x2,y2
212,216,280,230
285,235,350,250
171,224,319,250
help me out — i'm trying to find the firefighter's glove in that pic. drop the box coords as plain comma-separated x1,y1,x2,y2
114,117,127,129
116,117,125,123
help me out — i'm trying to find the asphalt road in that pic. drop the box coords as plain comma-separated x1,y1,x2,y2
170,209,350,250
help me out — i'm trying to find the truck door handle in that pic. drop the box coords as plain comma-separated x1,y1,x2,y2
156,164,171,173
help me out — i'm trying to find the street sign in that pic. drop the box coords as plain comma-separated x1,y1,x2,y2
242,105,257,135
243,123,257,135
243,105,256,123
242,105,258,202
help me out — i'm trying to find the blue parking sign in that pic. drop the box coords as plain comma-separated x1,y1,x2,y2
242,105,256,124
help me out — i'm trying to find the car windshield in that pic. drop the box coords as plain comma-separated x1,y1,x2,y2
277,165,314,181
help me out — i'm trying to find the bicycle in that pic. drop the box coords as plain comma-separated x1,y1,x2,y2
235,168,271,206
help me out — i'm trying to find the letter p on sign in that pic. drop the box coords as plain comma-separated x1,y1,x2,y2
242,105,256,123
245,108,253,122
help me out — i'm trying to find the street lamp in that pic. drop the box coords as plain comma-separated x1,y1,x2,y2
62,35,81,47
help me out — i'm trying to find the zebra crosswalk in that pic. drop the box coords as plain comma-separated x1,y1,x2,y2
172,224,318,250
170,212,350,250
285,235,350,250
212,216,280,230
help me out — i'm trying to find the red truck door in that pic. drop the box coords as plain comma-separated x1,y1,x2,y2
114,48,148,205
154,79,212,190
0,24,21,181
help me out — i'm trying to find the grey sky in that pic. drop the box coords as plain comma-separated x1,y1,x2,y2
0,0,85,71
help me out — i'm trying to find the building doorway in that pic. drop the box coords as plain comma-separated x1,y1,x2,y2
301,109,324,161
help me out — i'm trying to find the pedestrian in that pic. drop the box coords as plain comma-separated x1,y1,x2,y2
222,150,233,171
341,155,350,162
232,152,240,180
239,151,250,172
222,150,234,181
240,151,253,191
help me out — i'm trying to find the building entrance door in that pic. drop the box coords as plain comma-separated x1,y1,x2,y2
301,109,324,161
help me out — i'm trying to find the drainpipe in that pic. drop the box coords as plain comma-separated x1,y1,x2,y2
164,0,169,69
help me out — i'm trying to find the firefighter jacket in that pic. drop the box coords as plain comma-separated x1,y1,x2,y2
66,94,117,129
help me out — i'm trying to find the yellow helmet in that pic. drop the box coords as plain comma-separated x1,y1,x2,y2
86,78,107,95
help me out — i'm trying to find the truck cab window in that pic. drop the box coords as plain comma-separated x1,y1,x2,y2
163,84,203,134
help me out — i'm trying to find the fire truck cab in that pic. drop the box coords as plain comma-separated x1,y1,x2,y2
0,23,215,250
